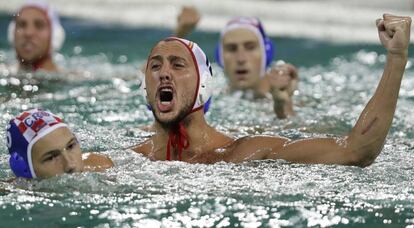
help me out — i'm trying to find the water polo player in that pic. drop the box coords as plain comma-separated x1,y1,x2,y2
133,14,411,167
216,17,298,118
6,109,113,179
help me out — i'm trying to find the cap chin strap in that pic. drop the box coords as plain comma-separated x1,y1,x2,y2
166,122,189,161
165,105,204,161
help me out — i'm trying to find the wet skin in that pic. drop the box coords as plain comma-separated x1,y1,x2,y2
31,127,83,179
31,127,114,179
134,15,410,167
145,40,199,126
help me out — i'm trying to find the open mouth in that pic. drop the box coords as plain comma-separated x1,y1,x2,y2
157,86,175,112
234,69,249,80
160,88,173,104
235,69,249,77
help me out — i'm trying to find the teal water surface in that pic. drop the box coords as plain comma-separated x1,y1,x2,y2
0,13,414,227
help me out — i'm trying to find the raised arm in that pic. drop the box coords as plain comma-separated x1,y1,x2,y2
266,63,298,118
265,14,411,166
174,6,200,38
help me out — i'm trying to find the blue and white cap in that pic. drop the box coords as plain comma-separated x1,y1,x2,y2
143,37,213,113
7,0,65,52
216,17,274,77
6,109,67,178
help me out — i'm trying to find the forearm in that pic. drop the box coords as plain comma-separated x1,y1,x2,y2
174,19,197,38
174,7,199,38
272,89,295,119
267,137,358,165
174,27,189,38
273,99,287,119
349,53,407,162
273,98,294,119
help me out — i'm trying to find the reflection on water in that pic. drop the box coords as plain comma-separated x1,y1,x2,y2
1,42,414,227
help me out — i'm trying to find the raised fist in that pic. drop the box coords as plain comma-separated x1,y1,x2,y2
175,6,201,38
266,63,298,98
376,14,411,56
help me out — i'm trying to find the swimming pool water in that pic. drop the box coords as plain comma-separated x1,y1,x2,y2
1,14,414,227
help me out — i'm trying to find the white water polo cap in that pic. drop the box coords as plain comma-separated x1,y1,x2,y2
144,37,214,113
7,0,65,52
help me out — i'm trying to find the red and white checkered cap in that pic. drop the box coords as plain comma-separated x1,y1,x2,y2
7,108,67,178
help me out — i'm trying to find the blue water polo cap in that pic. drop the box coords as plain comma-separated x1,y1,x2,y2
6,109,67,178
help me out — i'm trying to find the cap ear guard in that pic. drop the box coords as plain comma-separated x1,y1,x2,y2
193,53,213,113
215,44,224,68
264,37,274,67
140,76,147,98
140,77,153,111
9,152,33,178
7,21,15,46
6,122,33,178
51,23,65,51
256,18,274,68
198,71,213,106
198,55,213,104
203,96,212,113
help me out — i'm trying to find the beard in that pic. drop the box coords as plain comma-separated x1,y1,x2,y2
153,98,193,130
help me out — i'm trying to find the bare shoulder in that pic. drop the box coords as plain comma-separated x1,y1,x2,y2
226,135,289,163
83,153,114,172
130,139,152,156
